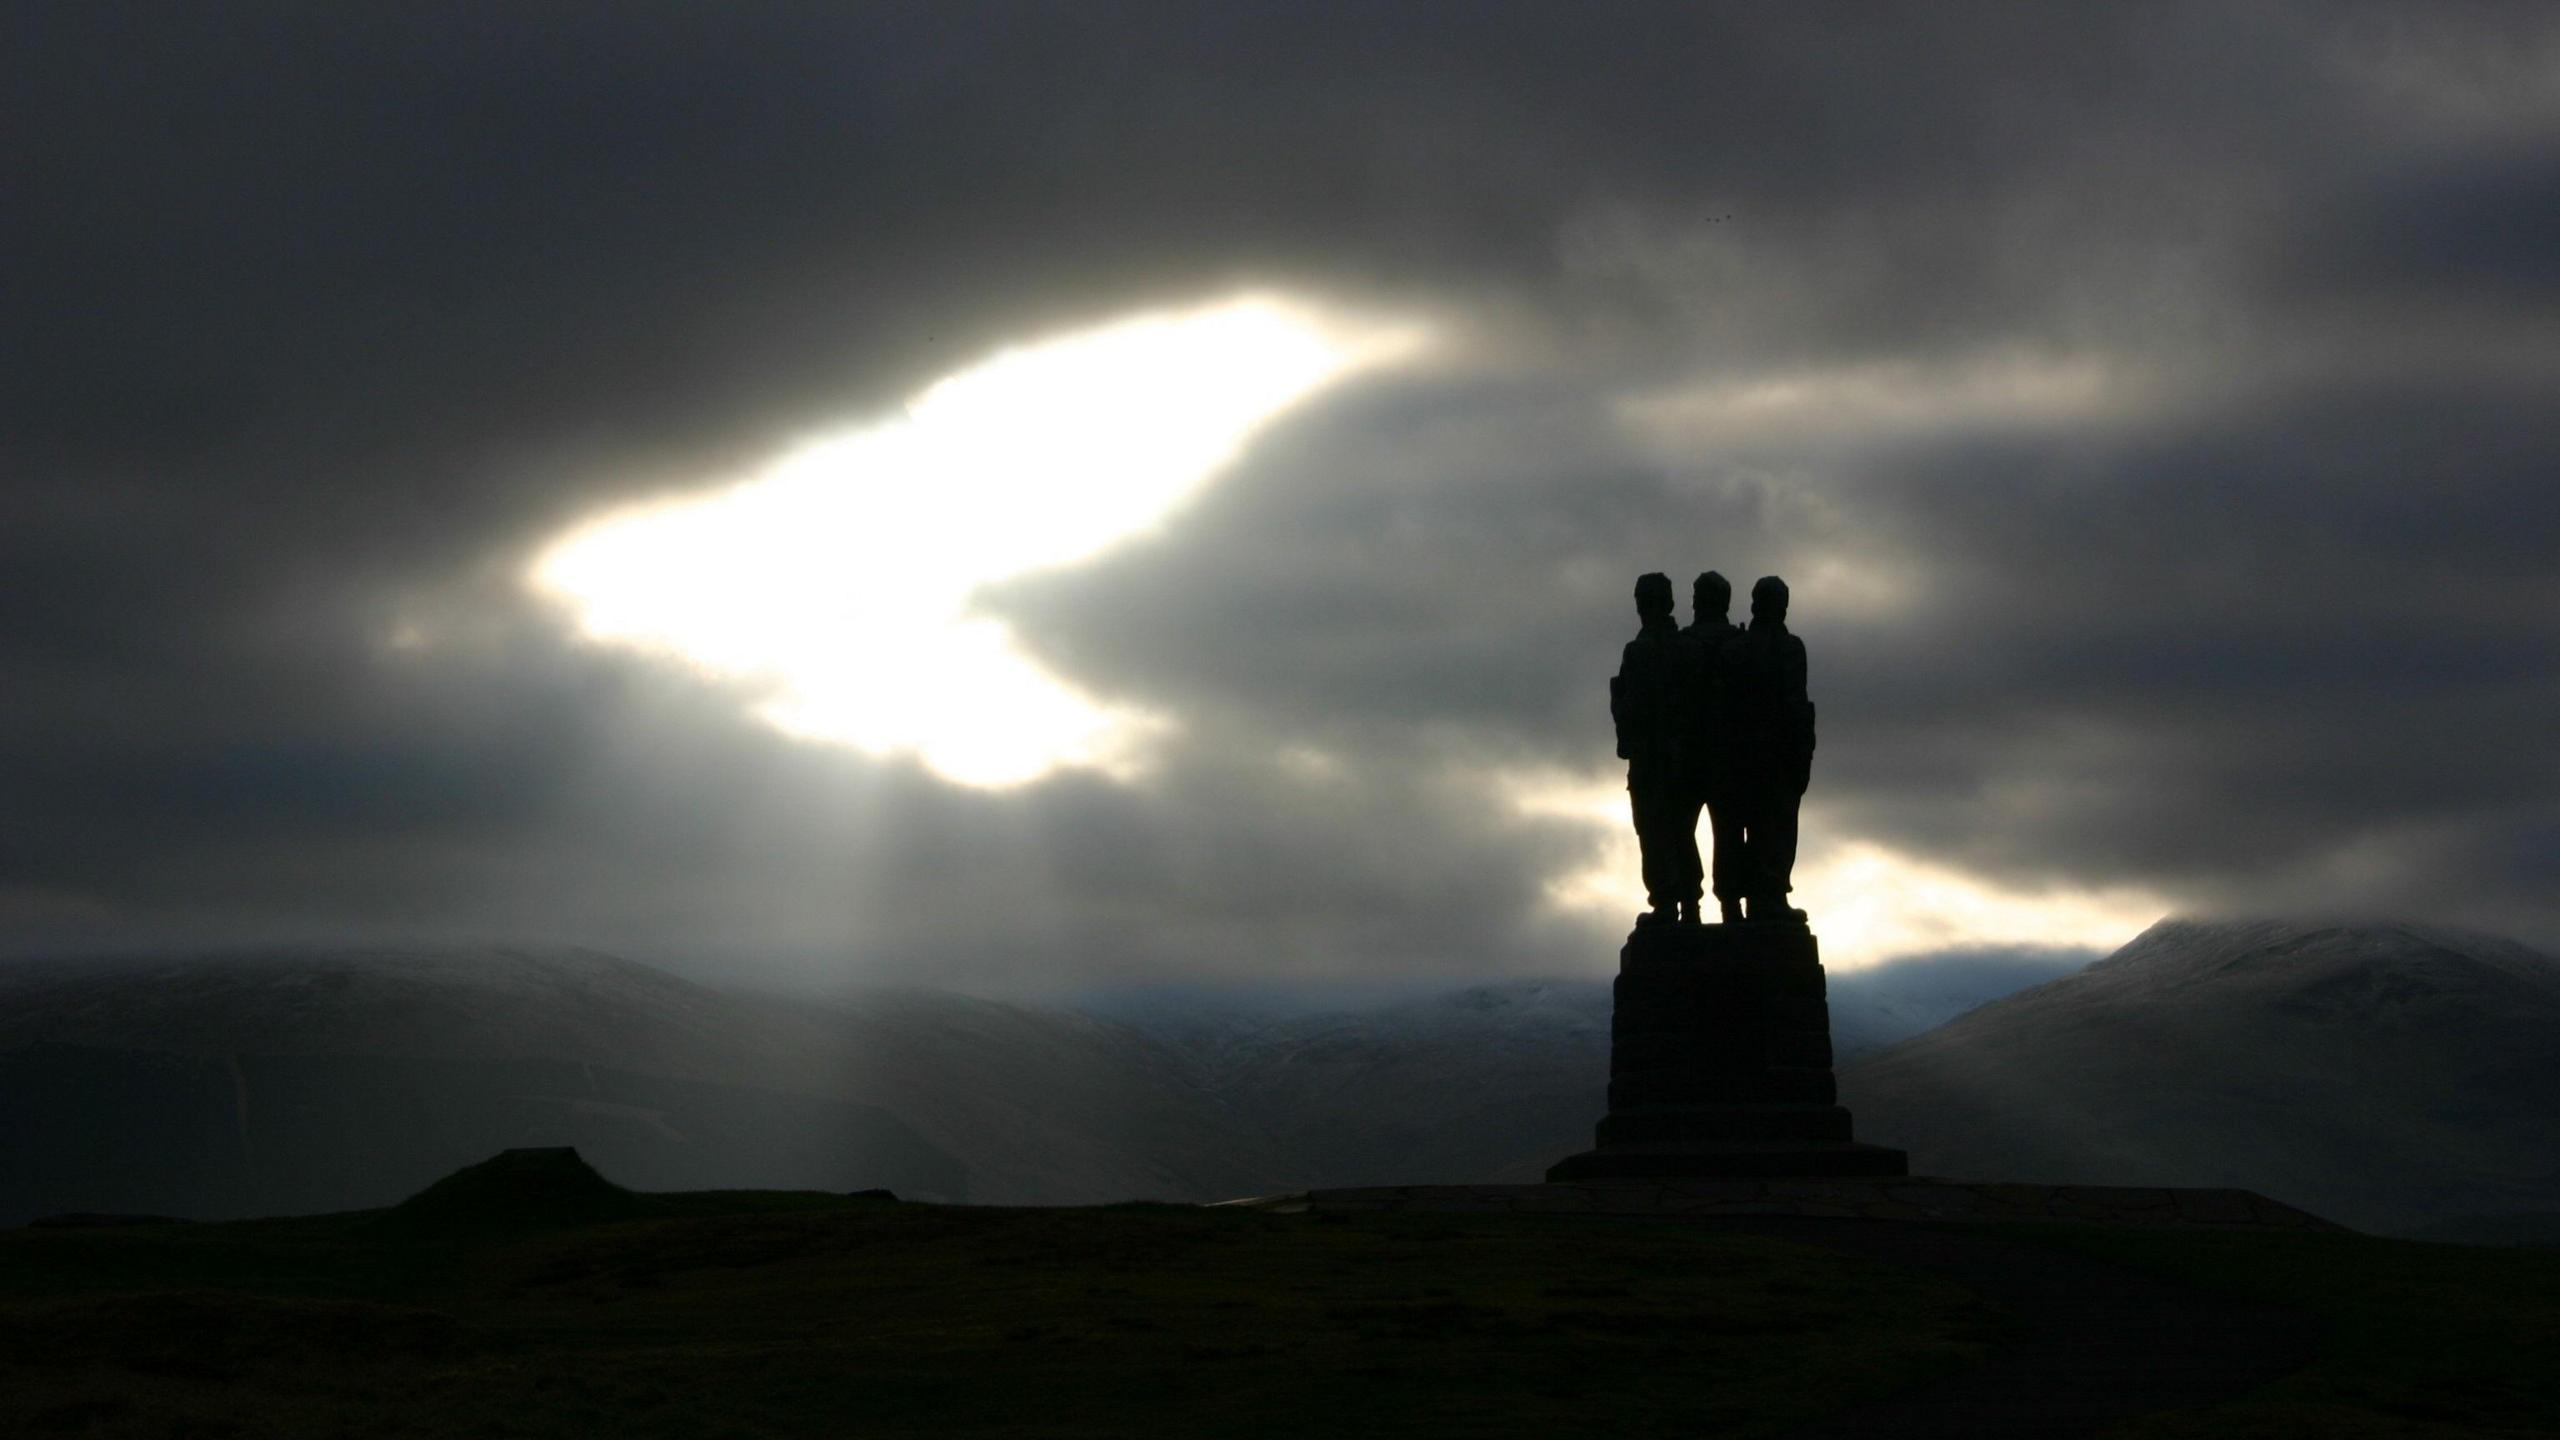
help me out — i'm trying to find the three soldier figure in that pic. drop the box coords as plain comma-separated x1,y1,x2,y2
1611,570,1815,927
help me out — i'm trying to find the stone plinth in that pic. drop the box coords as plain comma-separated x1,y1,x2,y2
1548,922,1907,1182
1222,1179,2344,1231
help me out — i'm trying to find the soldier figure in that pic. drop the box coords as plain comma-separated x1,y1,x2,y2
1719,575,1816,923
1683,571,1746,924
1612,572,1703,925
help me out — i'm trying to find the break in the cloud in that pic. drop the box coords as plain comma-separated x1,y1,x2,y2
528,295,1425,786
5,3,2557,988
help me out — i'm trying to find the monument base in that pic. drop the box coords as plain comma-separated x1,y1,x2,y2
1547,1140,1910,1182
1547,920,1907,1183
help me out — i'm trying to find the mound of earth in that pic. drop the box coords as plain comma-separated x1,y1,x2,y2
384,1147,641,1235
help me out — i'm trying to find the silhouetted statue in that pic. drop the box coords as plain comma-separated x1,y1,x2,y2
1558,572,1907,1186
1683,571,1745,924
1612,573,1702,925
1719,575,1816,923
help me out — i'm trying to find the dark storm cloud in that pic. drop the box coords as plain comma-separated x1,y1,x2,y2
2295,141,2560,306
1008,354,2560,939
7,3,2558,974
1812,378,2560,906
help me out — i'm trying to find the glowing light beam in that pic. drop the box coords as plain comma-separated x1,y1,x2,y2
529,295,1425,787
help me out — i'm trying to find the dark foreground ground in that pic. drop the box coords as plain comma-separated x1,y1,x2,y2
4,1162,2556,1438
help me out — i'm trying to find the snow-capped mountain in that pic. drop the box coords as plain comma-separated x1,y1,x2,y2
1840,919,2560,1234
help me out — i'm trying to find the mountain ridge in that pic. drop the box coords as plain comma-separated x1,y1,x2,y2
1840,917,2560,1234
13,922,2550,1236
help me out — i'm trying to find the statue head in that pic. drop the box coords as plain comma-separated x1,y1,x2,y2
1693,570,1731,620
1633,571,1674,622
1750,574,1789,624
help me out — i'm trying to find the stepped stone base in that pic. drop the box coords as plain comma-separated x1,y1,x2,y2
1548,1139,1911,1182
1549,920,1907,1182
1222,1179,2345,1232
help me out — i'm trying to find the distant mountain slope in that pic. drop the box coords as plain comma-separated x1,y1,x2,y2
0,949,1282,1221
0,942,2104,1224
0,947,739,1061
1094,953,2086,1186
1840,919,2560,1234
788,987,1291,1205
1148,981,1613,1188
1823,947,2095,1060
30,925,2549,1233
0,949,975,1221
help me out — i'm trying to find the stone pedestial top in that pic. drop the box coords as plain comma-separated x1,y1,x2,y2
1222,1178,2346,1232
1548,919,1907,1182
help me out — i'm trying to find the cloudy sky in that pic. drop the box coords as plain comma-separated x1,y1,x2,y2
9,3,2557,991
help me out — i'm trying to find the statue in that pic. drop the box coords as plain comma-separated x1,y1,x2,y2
1718,575,1816,923
1611,573,1702,925
1683,572,1745,924
1555,571,1904,1185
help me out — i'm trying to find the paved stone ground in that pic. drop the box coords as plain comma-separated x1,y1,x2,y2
1221,1176,2345,1231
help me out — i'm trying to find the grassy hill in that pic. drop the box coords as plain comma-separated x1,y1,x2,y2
6,1153,2558,1438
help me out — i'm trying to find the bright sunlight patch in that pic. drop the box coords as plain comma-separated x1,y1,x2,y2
530,295,1423,787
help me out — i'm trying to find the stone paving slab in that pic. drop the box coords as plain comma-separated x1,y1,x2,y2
1215,1177,2346,1232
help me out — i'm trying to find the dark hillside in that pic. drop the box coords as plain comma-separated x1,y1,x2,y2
6,1156,2559,1438
0,949,1217,1219
1842,919,2560,1234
